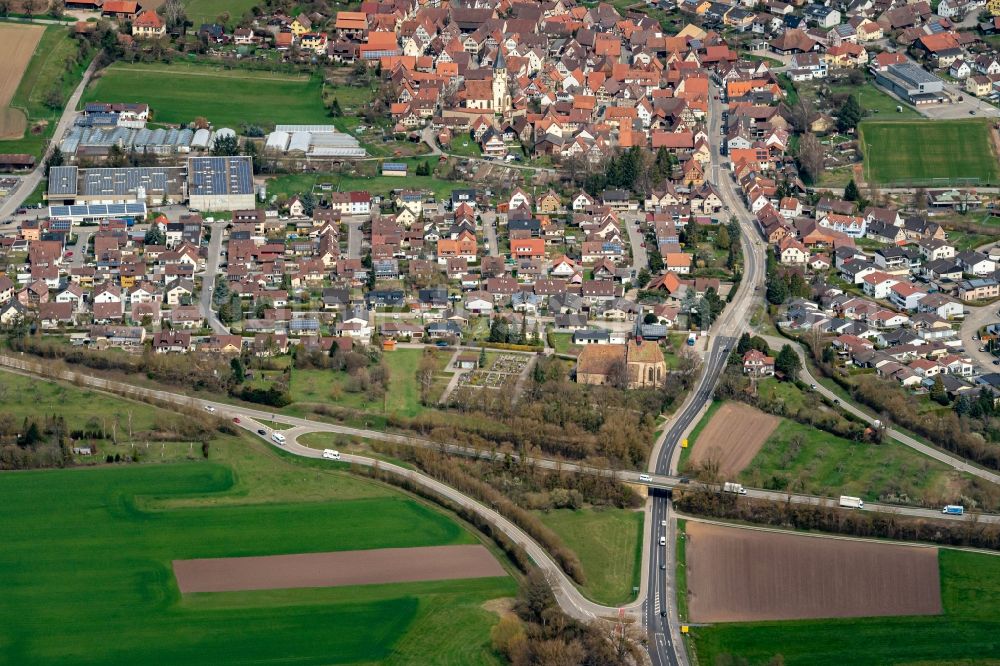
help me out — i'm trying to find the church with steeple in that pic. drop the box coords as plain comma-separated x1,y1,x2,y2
492,49,511,116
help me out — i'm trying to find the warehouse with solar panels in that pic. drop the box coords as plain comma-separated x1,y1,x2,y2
263,125,366,158
46,165,185,205
187,156,256,211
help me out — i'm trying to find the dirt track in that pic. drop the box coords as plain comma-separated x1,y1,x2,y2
685,522,942,622
688,402,779,477
173,544,506,593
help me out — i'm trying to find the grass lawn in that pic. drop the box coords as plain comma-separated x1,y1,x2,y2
83,62,330,128
741,419,958,505
536,508,643,605
690,548,1000,666
266,158,472,200
183,0,259,27
290,348,449,418
1,25,89,158
860,119,1000,186
675,519,689,622
756,377,808,412
549,332,579,355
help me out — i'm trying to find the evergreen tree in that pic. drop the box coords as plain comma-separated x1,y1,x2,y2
230,357,246,383
715,225,730,250
766,276,788,305
478,346,487,368
775,345,801,380
836,95,862,133
844,178,860,202
930,374,948,405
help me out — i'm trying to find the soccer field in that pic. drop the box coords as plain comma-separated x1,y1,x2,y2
0,463,513,665
860,119,1000,186
83,62,331,129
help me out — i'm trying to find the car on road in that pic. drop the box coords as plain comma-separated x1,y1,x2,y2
659,536,666,546
232,417,240,424
981,347,987,352
679,476,690,484
660,562,666,569
833,399,840,404
810,384,816,389
323,449,341,460
638,473,652,482
970,109,977,115
64,251,73,258
257,428,267,436
204,405,216,413
994,359,1000,366
15,208,26,214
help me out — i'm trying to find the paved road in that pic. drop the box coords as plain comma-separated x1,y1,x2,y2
623,212,648,276
198,221,230,335
482,211,499,257
345,219,363,260
0,58,98,220
643,81,769,666
762,334,1000,486
68,229,93,268
959,302,998,371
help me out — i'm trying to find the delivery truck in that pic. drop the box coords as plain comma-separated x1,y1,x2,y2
942,505,964,515
723,482,747,495
839,495,864,509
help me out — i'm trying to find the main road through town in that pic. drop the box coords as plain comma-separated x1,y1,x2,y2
641,81,768,666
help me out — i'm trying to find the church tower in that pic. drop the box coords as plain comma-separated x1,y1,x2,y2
492,49,510,115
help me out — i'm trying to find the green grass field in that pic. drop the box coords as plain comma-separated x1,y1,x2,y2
741,419,960,505
536,508,643,605
860,119,1000,186
83,62,330,128
0,368,514,664
691,548,1000,666
183,0,259,26
267,158,473,200
1,25,90,158
289,348,450,418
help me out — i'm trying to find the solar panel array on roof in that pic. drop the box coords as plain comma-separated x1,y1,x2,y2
80,167,174,197
187,156,254,196
48,202,147,220
48,166,79,196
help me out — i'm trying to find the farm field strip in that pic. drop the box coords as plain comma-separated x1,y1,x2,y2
686,402,779,477
173,544,506,593
685,521,941,623
0,23,44,107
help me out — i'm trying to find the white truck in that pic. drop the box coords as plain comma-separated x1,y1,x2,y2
723,482,747,495
839,495,864,509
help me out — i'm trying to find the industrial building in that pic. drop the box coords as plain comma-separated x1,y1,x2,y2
58,126,239,160
187,156,256,211
874,63,947,105
264,125,366,157
48,202,148,224
46,165,185,205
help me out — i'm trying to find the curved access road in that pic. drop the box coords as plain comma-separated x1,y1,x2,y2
761,334,1000,486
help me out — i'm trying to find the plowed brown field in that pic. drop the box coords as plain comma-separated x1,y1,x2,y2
173,544,506,593
0,24,43,139
688,402,779,477
686,522,942,622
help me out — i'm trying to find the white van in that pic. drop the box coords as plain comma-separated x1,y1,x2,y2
659,536,666,546
271,432,286,446
323,449,341,460
638,473,652,483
